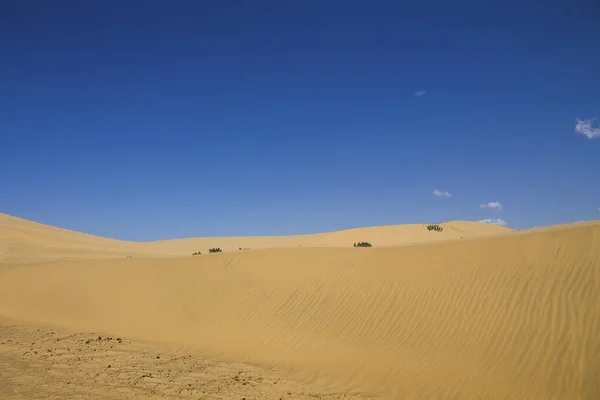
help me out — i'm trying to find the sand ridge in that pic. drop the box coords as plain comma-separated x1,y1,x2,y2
0,212,511,264
1,215,599,398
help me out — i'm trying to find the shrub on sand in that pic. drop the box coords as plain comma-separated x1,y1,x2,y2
426,224,443,232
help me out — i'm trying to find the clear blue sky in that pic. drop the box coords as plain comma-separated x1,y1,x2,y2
1,0,599,241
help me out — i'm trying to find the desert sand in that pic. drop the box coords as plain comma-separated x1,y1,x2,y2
0,213,509,263
1,212,599,399
0,323,369,400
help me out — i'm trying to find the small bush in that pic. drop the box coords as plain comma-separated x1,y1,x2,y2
353,241,372,247
192,251,202,256
426,224,443,232
209,248,222,253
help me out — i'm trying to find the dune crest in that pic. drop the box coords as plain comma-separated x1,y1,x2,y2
0,213,510,263
1,214,599,398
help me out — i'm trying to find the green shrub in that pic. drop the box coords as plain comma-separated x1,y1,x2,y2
209,248,222,253
426,224,443,232
192,251,202,256
353,241,372,247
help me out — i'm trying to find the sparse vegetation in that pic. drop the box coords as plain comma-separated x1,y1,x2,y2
209,248,222,253
192,251,202,256
353,242,372,247
426,224,443,232
238,247,249,251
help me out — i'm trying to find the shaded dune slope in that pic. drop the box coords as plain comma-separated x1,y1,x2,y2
1,220,599,398
0,213,510,263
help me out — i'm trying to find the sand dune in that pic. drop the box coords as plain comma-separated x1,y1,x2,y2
1,214,599,398
0,212,510,263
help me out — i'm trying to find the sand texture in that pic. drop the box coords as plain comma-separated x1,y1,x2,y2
1,213,599,398
0,323,369,399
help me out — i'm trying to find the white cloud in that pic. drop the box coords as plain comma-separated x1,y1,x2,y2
433,189,451,197
479,201,503,211
414,90,426,97
575,118,600,139
478,218,507,226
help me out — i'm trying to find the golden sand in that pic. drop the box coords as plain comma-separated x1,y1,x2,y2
1,213,598,399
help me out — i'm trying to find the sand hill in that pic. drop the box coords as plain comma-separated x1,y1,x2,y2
0,212,510,263
1,213,599,399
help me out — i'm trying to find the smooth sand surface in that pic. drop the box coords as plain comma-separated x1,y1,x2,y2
1,213,599,398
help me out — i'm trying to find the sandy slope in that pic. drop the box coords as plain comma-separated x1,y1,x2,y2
1,214,599,398
0,212,510,263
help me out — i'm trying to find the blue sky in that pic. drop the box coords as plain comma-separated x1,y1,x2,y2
1,0,599,241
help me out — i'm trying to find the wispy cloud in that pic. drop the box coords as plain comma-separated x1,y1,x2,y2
575,118,600,139
479,201,503,211
478,218,507,226
414,90,426,97
433,189,451,197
